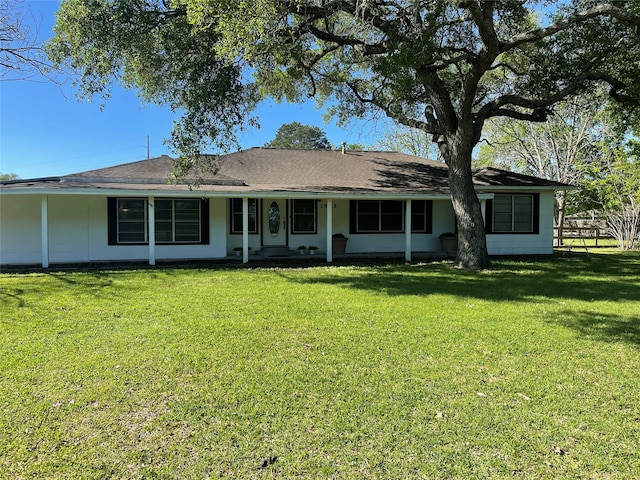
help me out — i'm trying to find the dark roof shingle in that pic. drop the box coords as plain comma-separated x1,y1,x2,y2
1,148,573,194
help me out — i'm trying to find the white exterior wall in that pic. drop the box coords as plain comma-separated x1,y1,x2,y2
0,194,228,265
486,191,555,255
1,192,557,266
225,198,458,254
0,195,43,265
49,195,91,263
332,199,458,253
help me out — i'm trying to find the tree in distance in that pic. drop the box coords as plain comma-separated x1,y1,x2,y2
476,96,613,236
264,122,332,150
0,173,19,181
374,122,439,160
47,1,640,269
578,132,640,250
479,95,640,250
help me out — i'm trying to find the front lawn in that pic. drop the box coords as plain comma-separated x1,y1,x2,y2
1,252,639,478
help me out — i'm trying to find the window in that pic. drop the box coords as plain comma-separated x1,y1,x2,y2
350,200,432,233
116,199,147,243
411,200,432,233
155,199,201,243
355,200,404,232
108,198,209,245
230,198,258,234
291,199,317,233
488,194,538,233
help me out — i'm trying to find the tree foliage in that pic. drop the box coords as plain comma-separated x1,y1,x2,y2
478,98,640,250
476,97,617,231
374,122,439,160
579,139,640,250
0,172,19,181
47,0,640,268
264,122,332,149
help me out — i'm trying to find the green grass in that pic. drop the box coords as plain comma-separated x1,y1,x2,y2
1,252,639,478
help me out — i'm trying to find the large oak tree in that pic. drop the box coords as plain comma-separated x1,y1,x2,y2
48,0,640,269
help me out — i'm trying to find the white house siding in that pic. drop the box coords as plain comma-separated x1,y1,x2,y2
486,191,556,255
0,195,228,265
340,199,457,253
87,196,227,263
49,195,91,263
224,198,458,254
0,194,42,265
1,191,557,265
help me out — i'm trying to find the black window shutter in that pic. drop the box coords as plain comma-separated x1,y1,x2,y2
485,199,494,234
349,200,357,234
107,197,117,245
200,199,210,244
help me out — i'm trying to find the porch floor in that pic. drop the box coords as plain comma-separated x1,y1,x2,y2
0,252,456,273
224,251,455,264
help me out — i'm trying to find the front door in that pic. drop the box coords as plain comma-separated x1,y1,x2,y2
263,199,287,246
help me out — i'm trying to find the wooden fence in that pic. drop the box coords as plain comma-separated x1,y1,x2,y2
554,227,607,247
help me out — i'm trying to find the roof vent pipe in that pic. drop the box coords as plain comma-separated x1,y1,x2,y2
341,142,346,154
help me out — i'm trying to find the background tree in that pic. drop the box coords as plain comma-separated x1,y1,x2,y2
1,0,51,80
374,122,439,160
476,97,617,238
579,138,640,250
0,173,19,181
264,122,332,149
47,1,640,269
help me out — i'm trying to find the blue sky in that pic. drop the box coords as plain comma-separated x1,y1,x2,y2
0,1,382,179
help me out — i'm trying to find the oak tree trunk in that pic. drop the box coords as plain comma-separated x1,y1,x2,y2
445,132,492,270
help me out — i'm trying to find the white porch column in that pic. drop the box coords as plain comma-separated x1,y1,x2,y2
405,199,412,262
242,197,249,263
41,195,49,268
480,198,487,223
326,198,333,263
148,196,156,266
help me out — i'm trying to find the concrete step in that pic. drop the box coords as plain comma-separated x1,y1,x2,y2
258,246,293,257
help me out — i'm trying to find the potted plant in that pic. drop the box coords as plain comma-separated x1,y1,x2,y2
297,245,307,255
332,233,348,254
439,232,458,254
308,246,318,255
233,246,242,257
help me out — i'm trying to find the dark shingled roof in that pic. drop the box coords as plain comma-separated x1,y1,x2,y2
472,167,571,188
1,148,573,194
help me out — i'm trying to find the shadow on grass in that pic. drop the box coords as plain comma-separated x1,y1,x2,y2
555,310,640,346
287,253,640,303
1,272,118,309
284,252,640,347
1,268,202,310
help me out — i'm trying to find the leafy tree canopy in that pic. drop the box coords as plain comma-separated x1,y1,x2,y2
47,0,640,268
476,94,619,230
579,136,640,250
264,122,332,149
0,173,19,181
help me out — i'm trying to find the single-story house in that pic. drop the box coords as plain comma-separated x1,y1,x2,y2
0,148,572,267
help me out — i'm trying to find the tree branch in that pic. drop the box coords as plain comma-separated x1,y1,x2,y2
502,3,640,52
